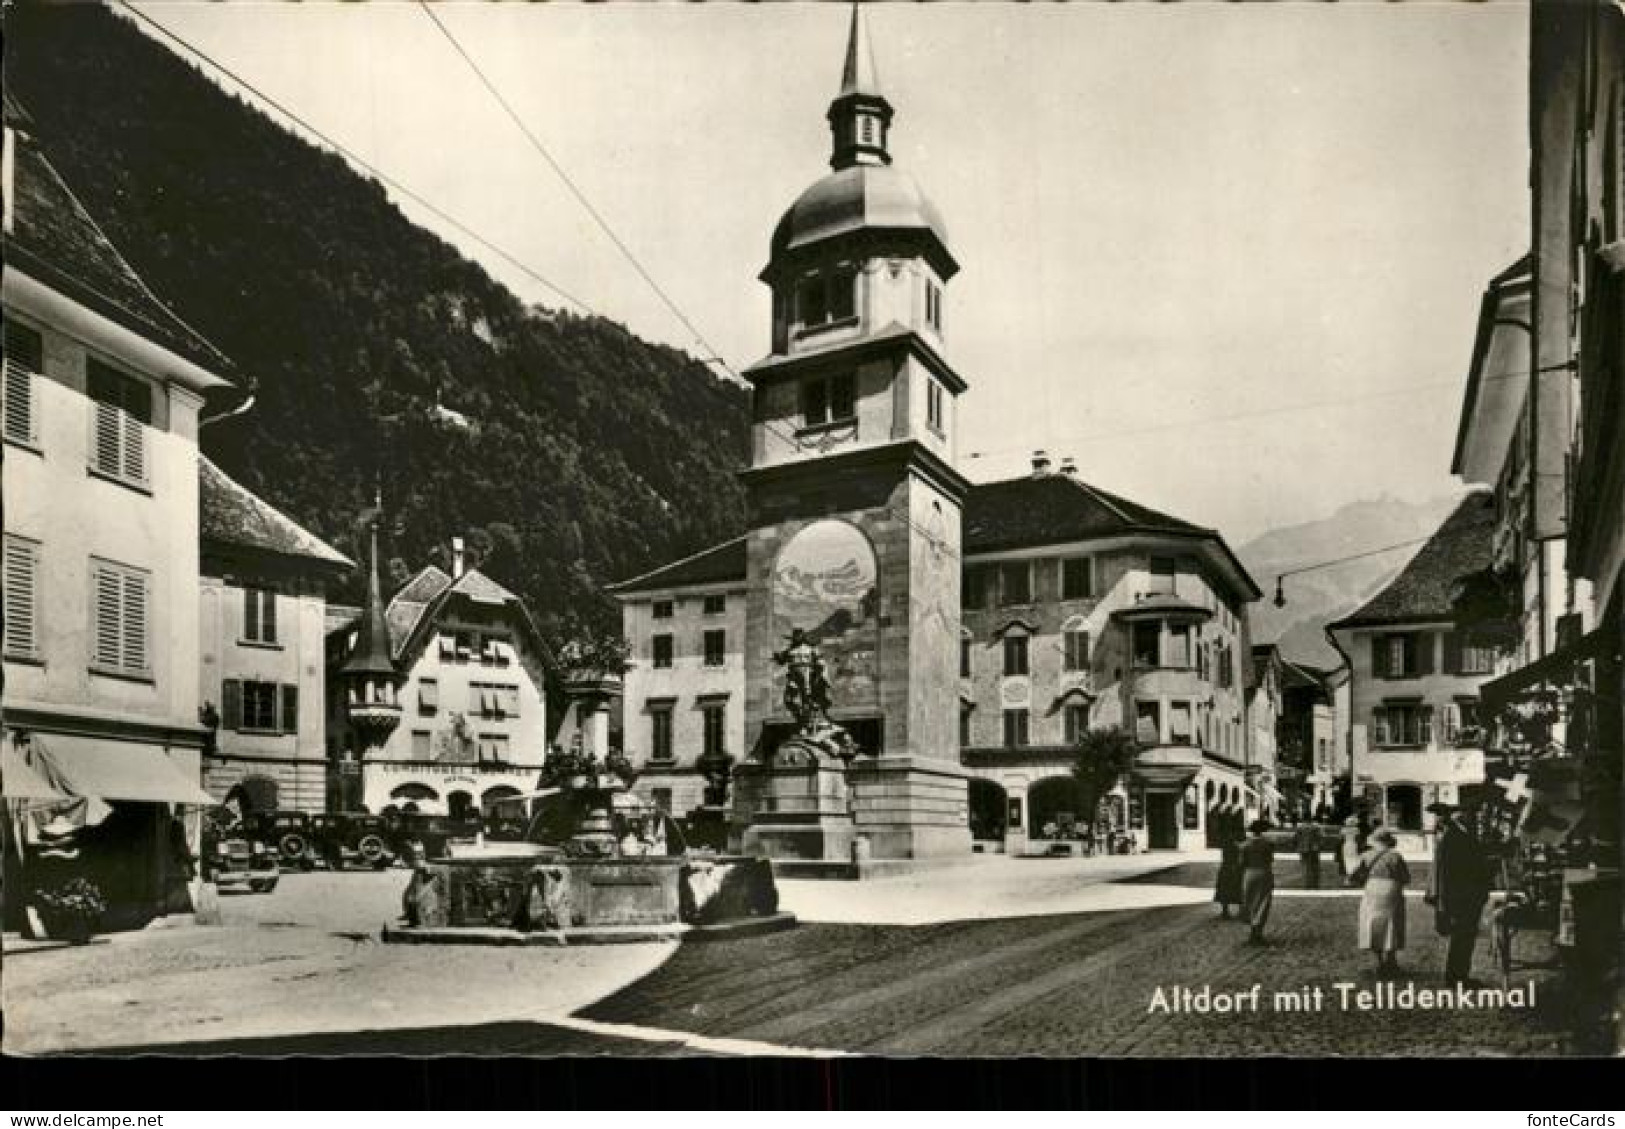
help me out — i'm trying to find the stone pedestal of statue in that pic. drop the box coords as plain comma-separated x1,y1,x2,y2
731,729,857,873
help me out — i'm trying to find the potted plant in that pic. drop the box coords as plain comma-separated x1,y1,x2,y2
34,877,107,943
556,632,632,696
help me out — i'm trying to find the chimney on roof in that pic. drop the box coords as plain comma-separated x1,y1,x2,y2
451,536,466,579
1059,456,1078,477
1031,450,1052,478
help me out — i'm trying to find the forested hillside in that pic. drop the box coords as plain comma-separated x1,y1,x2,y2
5,3,749,644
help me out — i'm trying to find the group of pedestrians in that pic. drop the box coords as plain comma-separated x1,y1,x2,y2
1211,801,1496,984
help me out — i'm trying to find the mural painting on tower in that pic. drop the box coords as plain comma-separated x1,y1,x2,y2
770,520,879,713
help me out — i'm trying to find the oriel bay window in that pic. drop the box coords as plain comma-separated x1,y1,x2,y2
801,372,856,427
1134,700,1162,746
87,360,152,490
1132,622,1160,667
1168,701,1193,746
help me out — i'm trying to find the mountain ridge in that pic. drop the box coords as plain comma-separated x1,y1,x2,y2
6,3,751,647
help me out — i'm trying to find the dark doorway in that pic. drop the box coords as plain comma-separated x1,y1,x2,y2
968,778,1007,842
448,790,476,820
1147,792,1179,849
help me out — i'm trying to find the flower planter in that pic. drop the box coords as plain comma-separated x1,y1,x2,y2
40,911,97,944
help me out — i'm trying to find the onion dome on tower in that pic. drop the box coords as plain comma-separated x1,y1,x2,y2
766,2,957,285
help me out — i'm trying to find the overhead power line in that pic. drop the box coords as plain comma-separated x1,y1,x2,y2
417,2,742,380
964,359,1578,463
115,0,594,315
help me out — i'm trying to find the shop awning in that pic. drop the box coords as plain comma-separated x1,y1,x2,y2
2,745,69,800
1480,626,1613,711
34,736,214,805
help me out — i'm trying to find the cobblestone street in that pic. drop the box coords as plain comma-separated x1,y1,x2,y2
3,860,1606,1057
583,893,1585,1057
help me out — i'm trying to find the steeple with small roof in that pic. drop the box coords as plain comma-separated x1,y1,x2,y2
827,2,893,170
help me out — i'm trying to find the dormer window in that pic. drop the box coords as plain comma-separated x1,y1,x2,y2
796,269,856,330
802,373,856,427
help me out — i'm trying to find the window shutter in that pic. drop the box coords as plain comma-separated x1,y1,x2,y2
91,563,122,667
1371,708,1389,747
1416,633,1434,676
1371,637,1389,679
281,684,299,734
263,590,278,643
121,411,146,484
1442,703,1460,744
2,322,38,444
3,538,38,657
121,570,148,672
93,401,122,477
244,588,259,641
222,679,243,731
1442,630,1462,676
1419,706,1434,747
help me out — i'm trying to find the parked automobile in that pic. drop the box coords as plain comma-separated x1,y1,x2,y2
308,812,396,870
243,810,317,870
383,810,483,862
200,808,280,894
1260,823,1344,853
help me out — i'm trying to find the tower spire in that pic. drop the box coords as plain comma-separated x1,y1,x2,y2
839,1,882,98
343,500,397,676
827,1,893,170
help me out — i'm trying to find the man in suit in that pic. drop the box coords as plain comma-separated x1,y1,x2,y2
1426,801,1493,985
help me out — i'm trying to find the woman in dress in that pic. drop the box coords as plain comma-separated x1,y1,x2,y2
1238,819,1276,944
1337,817,1362,880
1214,833,1243,919
1350,828,1410,976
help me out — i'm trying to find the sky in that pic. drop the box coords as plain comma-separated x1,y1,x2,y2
127,1,1531,545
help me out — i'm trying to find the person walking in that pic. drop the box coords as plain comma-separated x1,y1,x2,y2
1295,819,1322,889
1426,801,1492,985
1350,828,1410,976
1337,817,1362,881
1239,819,1276,944
1214,833,1243,919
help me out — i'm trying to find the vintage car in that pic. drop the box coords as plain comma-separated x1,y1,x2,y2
200,809,280,894
1259,823,1346,853
307,812,396,870
242,810,318,869
382,810,484,862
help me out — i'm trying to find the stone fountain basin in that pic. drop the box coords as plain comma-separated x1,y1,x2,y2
385,852,790,946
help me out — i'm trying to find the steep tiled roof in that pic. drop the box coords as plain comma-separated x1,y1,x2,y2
1328,491,1496,630
611,474,1259,600
449,568,519,606
199,457,352,569
608,537,748,595
385,567,453,654
5,96,234,380
964,474,1207,553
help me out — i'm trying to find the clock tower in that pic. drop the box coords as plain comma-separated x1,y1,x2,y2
736,3,971,867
